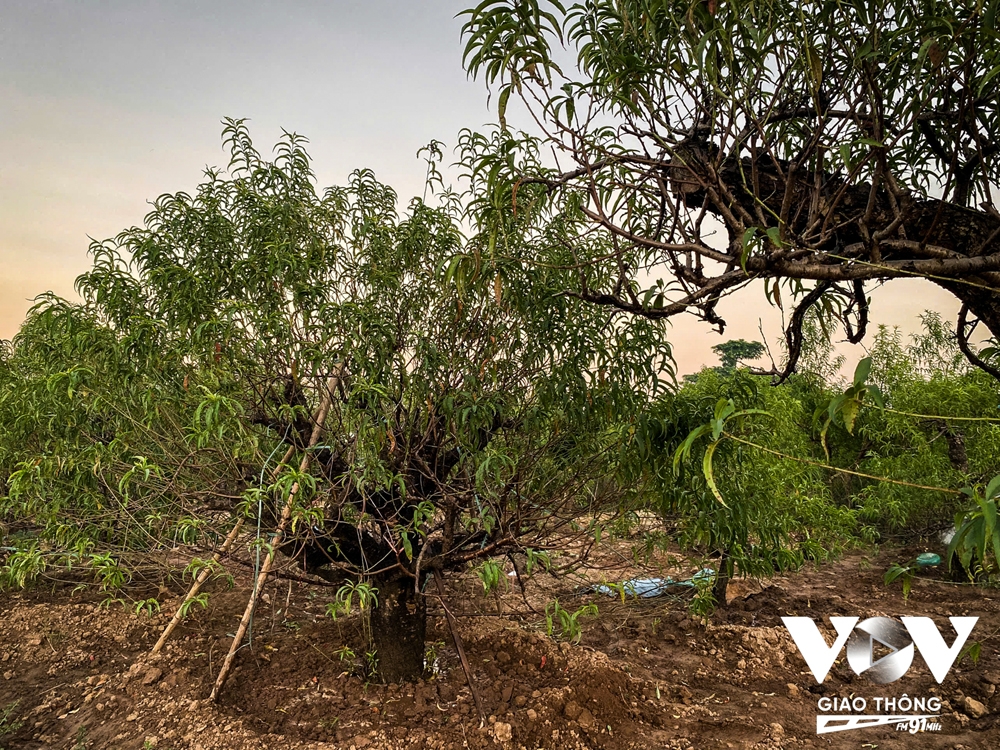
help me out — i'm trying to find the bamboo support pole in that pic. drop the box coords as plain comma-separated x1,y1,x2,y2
209,373,339,701
152,518,244,654
151,442,297,655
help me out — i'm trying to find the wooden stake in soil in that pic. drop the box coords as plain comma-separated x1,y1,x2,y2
151,442,297,655
209,373,340,702
151,518,245,654
434,572,485,725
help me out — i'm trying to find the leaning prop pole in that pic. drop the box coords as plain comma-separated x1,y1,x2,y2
209,372,339,702
152,517,244,655
151,445,296,655
434,573,485,724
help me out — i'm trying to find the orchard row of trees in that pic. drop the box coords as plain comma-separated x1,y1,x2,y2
4,0,1000,684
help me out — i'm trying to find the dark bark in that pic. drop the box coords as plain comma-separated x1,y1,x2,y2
566,144,1000,381
712,548,732,608
248,374,314,449
369,573,426,683
946,430,970,474
668,146,1000,372
931,420,971,474
942,282,1000,344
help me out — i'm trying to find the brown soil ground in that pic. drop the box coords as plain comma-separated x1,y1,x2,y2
0,542,997,750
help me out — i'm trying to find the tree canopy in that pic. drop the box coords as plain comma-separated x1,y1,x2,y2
460,0,1000,379
712,339,766,371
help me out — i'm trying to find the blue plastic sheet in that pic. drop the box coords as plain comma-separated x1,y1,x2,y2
592,568,716,598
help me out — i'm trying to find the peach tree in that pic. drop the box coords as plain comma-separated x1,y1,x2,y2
0,121,671,681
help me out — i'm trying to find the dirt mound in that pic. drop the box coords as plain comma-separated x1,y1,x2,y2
216,617,666,749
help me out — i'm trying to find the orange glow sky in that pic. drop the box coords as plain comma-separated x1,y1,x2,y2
0,1,962,376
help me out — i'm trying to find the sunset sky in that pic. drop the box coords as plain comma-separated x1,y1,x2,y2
0,0,962,376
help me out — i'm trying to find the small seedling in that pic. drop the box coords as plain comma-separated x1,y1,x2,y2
960,640,982,666
544,600,598,643
475,558,507,595
364,649,379,676
688,575,716,620
424,639,446,674
134,598,161,617
98,595,127,611
0,700,23,749
179,592,210,618
325,581,378,621
333,645,356,663
884,563,915,600
524,548,552,575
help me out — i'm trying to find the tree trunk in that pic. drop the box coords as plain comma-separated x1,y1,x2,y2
369,573,426,683
931,279,1000,379
663,146,1000,376
946,430,970,474
712,549,732,608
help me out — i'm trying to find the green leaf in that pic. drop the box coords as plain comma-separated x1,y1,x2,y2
960,641,982,667
765,226,783,248
805,43,822,88
978,64,1000,98
673,424,709,476
839,143,852,171
985,475,1000,501
818,416,832,461
497,85,512,130
979,499,996,562
702,441,729,508
946,522,969,572
853,357,872,387
866,384,885,409
992,526,1000,574
710,398,736,440
841,398,860,434
740,227,758,271
883,563,910,585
